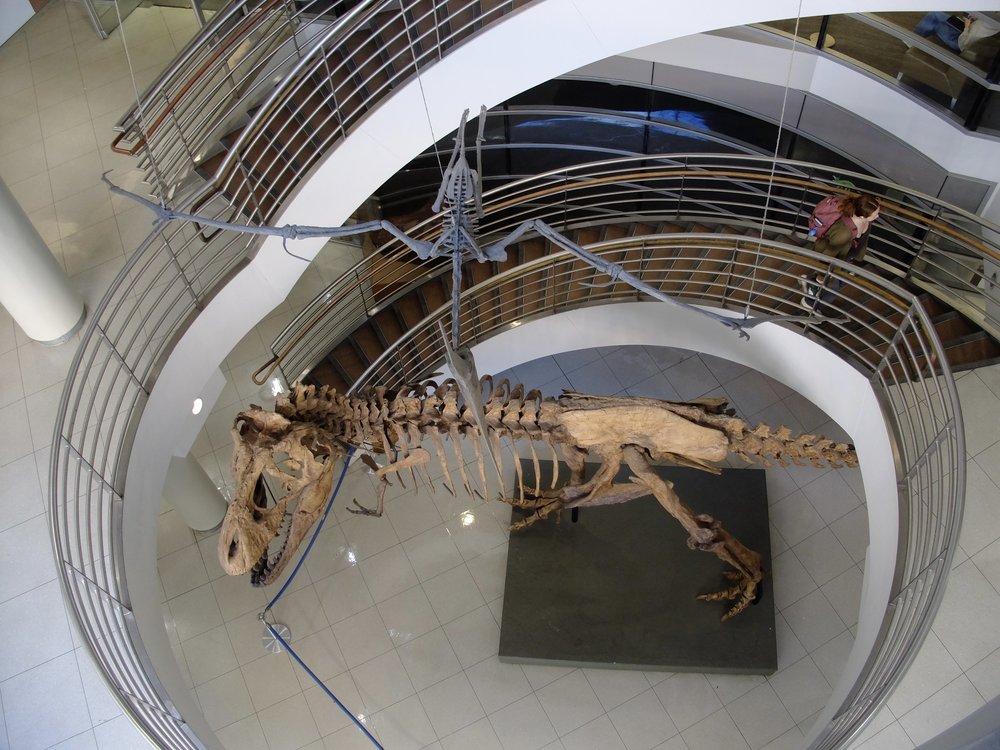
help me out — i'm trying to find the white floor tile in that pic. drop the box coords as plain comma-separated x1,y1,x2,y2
608,688,678,750
268,585,329,641
792,527,854,587
181,625,240,687
0,514,57,601
768,656,831,723
725,683,795,749
158,543,210,599
561,714,627,750
653,673,723,732
242,652,303,712
771,548,818,611
442,604,500,668
376,584,441,647
966,646,1000,701
315,565,374,624
1,651,91,750
440,715,504,750
256,693,321,750
419,672,485,737
809,630,854,688
769,490,827,547
800,470,862,525
422,564,485,625
582,668,650,711
397,628,462,691
403,524,465,582
489,693,558,750
959,457,1000,556
360,542,420,603
0,579,74,681
331,607,394,669
91,714,153,749
74,647,124,726
707,673,766,706
195,668,255,731
820,565,864,628
351,649,416,712
215,715,269,750
681,707,750,750
465,658,532,714
897,675,985,747
371,694,437,750
169,583,225,642
931,559,1000,670
535,669,605,736
781,589,846,653
302,673,367,737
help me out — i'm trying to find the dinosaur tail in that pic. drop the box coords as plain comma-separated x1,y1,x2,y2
727,423,858,469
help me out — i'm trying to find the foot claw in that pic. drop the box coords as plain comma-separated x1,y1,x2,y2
697,571,762,621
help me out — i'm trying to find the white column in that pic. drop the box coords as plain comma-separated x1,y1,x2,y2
0,177,86,344
161,454,228,531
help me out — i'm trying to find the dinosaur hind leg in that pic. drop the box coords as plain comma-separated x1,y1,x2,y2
620,446,764,621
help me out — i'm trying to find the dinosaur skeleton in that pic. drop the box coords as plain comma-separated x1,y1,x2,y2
218,379,857,620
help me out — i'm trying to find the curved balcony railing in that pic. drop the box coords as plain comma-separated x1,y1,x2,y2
52,0,986,743
260,154,1000,387
347,235,964,750
754,11,1000,134
113,0,532,212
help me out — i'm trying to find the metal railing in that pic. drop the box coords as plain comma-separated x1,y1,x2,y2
50,0,986,745
343,235,965,750
260,154,1000,387
754,12,1000,133
113,0,532,215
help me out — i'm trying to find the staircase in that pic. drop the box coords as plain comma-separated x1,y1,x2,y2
304,219,818,391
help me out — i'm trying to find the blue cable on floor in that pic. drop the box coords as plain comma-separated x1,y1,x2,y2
259,448,385,749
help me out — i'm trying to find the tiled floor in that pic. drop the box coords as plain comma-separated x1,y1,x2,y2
2,3,1000,750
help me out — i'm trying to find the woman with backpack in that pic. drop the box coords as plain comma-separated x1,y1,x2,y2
800,193,881,311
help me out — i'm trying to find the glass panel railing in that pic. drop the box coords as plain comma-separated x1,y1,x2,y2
754,11,1000,132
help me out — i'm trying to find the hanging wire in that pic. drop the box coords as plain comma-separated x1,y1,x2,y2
402,1,446,181
258,449,386,749
746,0,805,315
113,0,170,203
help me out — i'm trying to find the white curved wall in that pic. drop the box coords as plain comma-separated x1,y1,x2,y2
124,1,962,744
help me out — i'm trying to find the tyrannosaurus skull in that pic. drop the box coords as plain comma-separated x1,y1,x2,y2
217,406,342,586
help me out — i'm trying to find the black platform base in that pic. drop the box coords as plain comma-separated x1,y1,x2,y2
498,462,776,674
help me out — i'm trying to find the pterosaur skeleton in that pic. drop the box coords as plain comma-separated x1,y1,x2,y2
104,106,833,344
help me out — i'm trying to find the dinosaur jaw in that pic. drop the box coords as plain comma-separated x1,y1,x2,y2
249,501,323,586
218,454,339,586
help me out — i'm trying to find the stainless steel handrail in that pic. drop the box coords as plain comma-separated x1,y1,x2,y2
347,237,964,750
51,0,979,745
261,154,1000,386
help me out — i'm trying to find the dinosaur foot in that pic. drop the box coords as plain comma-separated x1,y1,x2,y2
697,571,763,621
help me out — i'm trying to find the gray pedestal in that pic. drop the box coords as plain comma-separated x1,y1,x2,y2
498,462,776,674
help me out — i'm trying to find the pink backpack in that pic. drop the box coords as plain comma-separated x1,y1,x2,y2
807,196,856,241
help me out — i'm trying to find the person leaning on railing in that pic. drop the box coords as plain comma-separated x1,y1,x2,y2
914,11,1000,64
800,194,881,312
